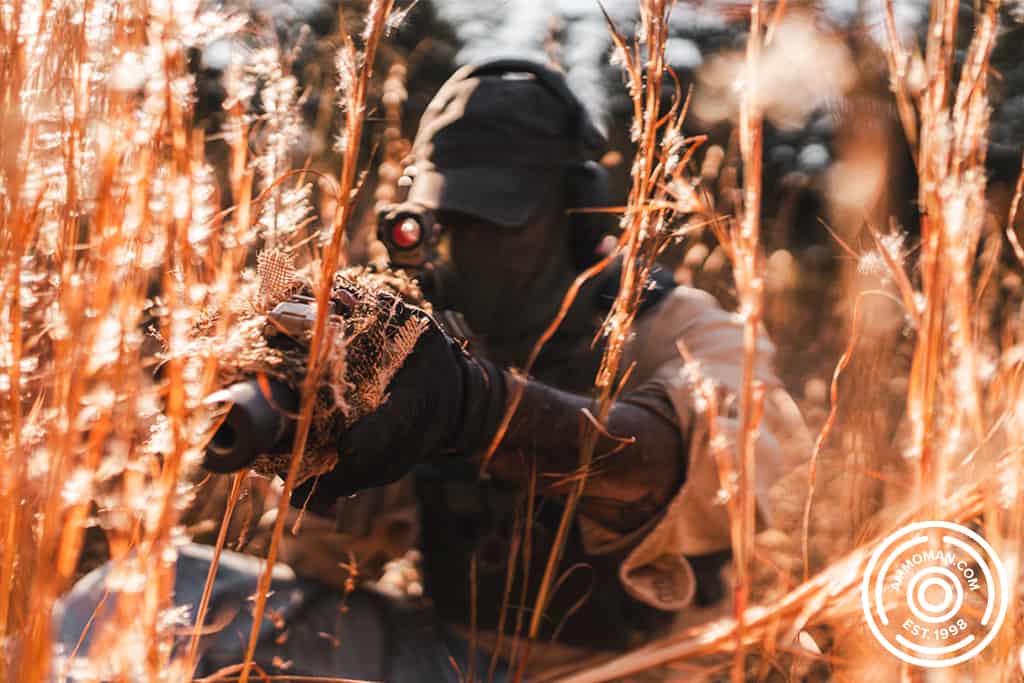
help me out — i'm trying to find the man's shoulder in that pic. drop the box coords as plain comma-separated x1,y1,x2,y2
623,281,778,392
631,281,746,348
649,283,732,316
593,263,734,326
593,264,677,317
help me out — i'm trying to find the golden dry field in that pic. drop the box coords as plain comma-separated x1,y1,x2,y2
2,0,1023,681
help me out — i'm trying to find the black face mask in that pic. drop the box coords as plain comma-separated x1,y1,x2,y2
437,195,599,369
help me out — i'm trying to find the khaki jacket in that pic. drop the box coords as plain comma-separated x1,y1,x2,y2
601,285,812,611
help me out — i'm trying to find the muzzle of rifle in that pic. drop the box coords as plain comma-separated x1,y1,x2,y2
202,378,298,473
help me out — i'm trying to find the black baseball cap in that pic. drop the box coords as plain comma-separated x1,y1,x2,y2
405,59,607,228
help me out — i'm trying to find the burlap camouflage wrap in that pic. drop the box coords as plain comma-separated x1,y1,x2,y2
183,251,431,485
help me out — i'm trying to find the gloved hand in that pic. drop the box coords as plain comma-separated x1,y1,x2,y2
291,301,507,514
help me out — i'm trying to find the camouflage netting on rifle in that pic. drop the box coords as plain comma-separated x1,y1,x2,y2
182,250,430,485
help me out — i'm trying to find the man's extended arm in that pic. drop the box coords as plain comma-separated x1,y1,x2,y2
479,377,684,533
285,301,686,533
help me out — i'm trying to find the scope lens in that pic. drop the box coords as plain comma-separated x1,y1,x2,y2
391,217,422,249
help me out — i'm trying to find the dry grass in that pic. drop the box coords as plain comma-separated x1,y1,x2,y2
2,0,1023,681
0,0,399,680
552,0,1024,681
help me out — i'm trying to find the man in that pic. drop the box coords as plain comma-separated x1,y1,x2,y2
56,59,811,681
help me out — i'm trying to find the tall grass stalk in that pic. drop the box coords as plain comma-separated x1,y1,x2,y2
447,0,709,677
499,0,711,678
729,1,766,679
233,3,395,682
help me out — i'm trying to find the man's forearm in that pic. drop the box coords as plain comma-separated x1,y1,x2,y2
478,377,686,532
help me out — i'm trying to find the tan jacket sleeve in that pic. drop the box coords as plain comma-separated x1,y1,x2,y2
580,286,812,611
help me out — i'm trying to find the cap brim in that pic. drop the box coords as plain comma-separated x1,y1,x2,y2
407,166,560,228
